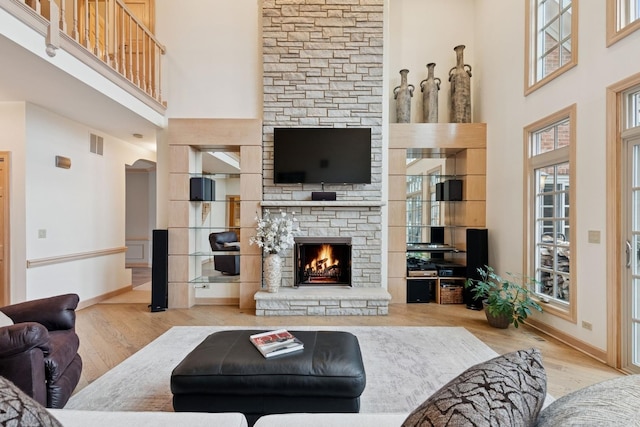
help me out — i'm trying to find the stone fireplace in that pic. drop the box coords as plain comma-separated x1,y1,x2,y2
295,237,352,287
255,0,389,315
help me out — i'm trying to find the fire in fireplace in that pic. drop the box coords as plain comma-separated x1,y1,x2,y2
294,237,352,286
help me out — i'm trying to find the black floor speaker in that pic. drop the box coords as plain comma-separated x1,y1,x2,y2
151,229,168,312
465,228,488,310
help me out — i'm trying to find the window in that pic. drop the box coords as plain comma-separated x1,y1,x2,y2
406,175,423,243
525,0,578,95
607,0,640,45
525,105,576,321
427,170,441,226
626,87,640,129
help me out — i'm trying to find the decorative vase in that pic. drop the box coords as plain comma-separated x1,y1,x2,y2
448,45,472,123
263,253,282,293
393,69,414,123
420,63,441,123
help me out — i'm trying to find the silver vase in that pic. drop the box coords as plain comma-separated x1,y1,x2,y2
393,69,414,123
420,63,441,123
263,253,282,293
448,45,472,123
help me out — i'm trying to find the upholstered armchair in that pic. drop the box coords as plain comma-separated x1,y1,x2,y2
0,293,83,408
209,231,240,275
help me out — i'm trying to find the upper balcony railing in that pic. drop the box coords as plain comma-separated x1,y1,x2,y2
15,0,166,107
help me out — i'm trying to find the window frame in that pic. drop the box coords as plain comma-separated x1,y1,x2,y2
524,0,579,95
607,0,640,46
523,104,577,322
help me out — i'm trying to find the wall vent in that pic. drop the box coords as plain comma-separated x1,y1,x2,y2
90,133,104,155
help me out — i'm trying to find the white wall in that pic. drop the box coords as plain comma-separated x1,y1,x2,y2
155,0,261,119
475,0,640,350
388,0,477,124
22,104,156,301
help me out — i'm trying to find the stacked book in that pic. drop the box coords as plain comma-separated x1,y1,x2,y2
250,329,304,358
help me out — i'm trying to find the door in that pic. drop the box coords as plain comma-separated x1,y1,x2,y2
0,153,9,306
623,135,640,374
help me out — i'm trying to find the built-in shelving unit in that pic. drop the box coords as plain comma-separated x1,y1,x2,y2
167,118,263,309
387,123,487,304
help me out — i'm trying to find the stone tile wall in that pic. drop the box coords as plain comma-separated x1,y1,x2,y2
261,0,384,290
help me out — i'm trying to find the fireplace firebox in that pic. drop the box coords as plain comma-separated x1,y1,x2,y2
294,237,352,286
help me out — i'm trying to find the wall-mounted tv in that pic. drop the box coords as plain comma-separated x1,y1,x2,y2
273,127,372,184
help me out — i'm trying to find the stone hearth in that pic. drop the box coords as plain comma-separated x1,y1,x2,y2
255,287,390,316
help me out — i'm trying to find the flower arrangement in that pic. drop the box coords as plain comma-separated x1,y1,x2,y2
249,209,299,255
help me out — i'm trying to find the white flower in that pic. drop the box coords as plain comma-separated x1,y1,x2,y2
249,210,299,254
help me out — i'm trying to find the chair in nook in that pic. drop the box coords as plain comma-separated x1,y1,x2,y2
209,231,240,275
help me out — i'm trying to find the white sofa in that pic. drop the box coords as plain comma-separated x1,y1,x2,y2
47,409,408,427
47,409,251,427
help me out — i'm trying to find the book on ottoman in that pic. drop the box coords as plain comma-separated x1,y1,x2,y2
250,329,304,358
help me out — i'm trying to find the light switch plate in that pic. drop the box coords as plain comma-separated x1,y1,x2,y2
588,230,600,244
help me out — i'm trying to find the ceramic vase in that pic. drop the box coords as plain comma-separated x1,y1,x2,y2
420,63,441,123
448,45,472,123
393,69,414,123
263,253,282,293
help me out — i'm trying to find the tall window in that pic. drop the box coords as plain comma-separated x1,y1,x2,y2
525,105,576,321
525,0,578,95
608,0,640,45
406,175,423,243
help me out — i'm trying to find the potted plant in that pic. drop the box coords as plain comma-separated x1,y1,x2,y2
465,266,543,329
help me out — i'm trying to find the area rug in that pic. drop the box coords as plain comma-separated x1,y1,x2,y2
66,326,500,413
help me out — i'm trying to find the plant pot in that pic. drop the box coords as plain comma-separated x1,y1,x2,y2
483,301,511,329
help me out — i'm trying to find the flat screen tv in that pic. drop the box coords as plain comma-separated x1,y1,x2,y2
273,127,372,184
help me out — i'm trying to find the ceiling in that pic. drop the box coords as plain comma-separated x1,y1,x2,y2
0,33,161,152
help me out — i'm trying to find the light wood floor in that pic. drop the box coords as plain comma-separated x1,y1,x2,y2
74,269,623,401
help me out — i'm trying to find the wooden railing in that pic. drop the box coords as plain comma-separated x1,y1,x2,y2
19,0,166,105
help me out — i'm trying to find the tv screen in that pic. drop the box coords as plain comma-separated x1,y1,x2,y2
273,127,372,184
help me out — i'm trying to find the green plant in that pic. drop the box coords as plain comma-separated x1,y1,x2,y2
465,266,543,328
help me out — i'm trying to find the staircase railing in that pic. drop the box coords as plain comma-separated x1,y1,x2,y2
18,0,166,106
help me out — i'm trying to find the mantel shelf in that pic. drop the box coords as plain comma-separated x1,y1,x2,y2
260,201,385,208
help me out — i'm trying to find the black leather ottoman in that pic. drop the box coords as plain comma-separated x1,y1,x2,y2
170,330,366,425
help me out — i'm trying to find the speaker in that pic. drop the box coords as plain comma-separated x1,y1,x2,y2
431,226,445,244
429,226,445,260
407,279,435,303
435,182,445,201
443,179,463,201
151,229,168,312
311,191,336,201
190,177,215,201
465,228,488,310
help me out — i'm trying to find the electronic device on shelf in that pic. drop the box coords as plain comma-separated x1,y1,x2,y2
406,242,458,252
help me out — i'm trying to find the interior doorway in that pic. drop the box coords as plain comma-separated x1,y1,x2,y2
125,159,156,270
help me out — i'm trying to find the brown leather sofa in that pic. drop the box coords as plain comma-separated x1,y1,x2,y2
0,293,82,408
209,231,240,275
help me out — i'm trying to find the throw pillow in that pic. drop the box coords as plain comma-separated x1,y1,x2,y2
402,348,547,427
0,376,62,427
534,374,640,426
0,310,13,327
